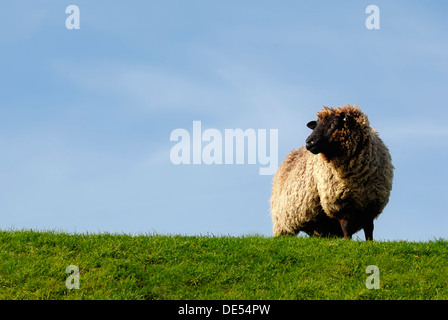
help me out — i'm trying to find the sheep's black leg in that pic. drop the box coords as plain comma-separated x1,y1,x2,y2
339,219,352,239
364,219,374,241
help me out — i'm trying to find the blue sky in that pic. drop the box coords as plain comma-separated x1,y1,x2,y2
0,1,447,241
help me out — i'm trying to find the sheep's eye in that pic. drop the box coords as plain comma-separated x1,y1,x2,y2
331,119,339,126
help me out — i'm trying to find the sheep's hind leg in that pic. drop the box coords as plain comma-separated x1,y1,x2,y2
363,219,374,241
339,218,374,241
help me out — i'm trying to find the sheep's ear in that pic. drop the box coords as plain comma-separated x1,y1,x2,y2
307,121,317,130
340,112,347,122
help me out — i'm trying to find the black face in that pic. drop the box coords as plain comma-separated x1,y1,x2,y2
305,113,345,156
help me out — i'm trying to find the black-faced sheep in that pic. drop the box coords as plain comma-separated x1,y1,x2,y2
270,104,394,240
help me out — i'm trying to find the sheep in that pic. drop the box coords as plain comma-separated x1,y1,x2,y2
270,104,393,240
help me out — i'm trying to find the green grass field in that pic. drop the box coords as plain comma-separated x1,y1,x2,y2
0,230,447,300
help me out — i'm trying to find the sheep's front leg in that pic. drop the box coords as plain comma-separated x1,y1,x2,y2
339,219,353,239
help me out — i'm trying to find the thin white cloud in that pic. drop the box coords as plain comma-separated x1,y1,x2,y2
55,60,232,116
54,58,316,131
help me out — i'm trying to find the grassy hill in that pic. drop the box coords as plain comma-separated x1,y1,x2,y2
0,230,447,300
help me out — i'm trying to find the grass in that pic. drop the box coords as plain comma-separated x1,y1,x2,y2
0,230,447,300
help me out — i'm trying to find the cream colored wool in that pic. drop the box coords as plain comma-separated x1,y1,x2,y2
270,105,394,237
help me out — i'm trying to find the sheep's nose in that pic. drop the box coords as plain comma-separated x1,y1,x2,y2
306,136,315,147
306,135,319,152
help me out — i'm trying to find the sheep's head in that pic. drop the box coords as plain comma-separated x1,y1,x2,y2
305,105,370,159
